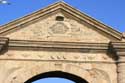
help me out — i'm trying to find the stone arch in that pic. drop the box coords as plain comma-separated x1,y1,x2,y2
4,62,111,83
5,63,91,83
24,71,89,83
20,63,91,83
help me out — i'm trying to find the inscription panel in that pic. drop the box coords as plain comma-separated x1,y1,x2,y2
50,22,69,34
0,50,114,62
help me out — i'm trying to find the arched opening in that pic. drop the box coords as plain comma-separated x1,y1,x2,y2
24,71,88,83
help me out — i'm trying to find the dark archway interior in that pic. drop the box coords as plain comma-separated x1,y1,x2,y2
24,71,88,83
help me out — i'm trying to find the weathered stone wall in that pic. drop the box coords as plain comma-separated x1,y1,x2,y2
0,2,124,83
0,50,117,83
6,12,110,43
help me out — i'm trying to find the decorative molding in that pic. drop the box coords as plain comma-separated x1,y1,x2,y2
8,39,109,53
1,37,124,61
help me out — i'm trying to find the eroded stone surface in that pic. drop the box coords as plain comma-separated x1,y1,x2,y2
0,2,123,83
0,50,114,62
0,61,117,83
6,13,110,43
0,50,117,83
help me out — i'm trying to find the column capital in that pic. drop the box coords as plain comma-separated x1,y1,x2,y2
0,37,9,55
110,42,125,56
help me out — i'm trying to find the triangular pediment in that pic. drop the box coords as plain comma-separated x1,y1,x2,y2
0,2,122,43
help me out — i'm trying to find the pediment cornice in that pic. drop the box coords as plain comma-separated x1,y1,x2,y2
0,2,122,40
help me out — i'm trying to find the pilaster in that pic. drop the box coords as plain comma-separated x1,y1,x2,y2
111,42,125,83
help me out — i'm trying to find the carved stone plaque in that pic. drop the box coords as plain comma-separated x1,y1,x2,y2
50,22,69,34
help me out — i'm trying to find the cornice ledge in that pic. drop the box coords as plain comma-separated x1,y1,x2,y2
8,40,109,53
0,37,9,55
61,3,122,40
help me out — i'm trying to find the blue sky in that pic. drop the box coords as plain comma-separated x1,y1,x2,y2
0,0,125,83
32,78,75,83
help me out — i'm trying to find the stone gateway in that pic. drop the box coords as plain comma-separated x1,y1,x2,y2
0,2,125,83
